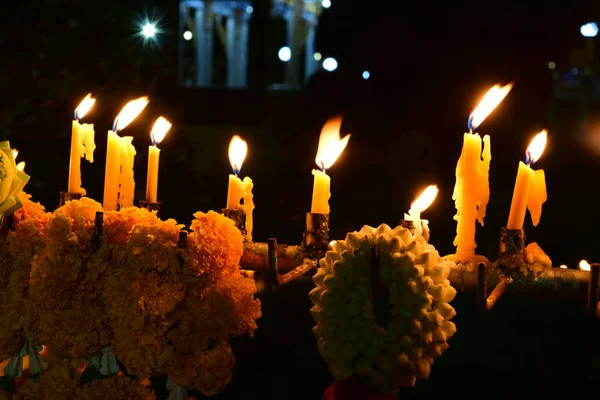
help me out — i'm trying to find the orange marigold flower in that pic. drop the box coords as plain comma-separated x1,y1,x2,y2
184,211,244,277
79,375,156,400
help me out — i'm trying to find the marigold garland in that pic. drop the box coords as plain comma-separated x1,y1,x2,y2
310,224,457,396
0,199,261,398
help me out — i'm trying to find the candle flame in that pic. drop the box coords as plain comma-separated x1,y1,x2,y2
113,96,149,132
469,84,513,130
329,240,336,247
228,135,248,175
315,117,351,170
150,117,172,145
75,93,96,120
411,185,439,213
559,264,567,269
525,130,547,165
16,161,25,172
12,149,18,160
579,259,591,271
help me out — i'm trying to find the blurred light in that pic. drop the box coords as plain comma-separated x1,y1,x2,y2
183,31,193,41
314,52,322,61
278,46,291,62
142,23,157,38
246,5,253,13
323,57,338,72
559,264,567,269
362,70,370,79
572,68,579,75
581,22,599,37
548,61,556,70
322,0,331,8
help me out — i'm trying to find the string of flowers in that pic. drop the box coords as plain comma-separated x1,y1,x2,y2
0,196,261,398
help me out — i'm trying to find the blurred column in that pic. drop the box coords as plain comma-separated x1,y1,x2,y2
304,20,317,83
237,11,250,87
226,13,236,87
178,2,186,86
227,7,249,88
285,2,304,86
195,0,214,86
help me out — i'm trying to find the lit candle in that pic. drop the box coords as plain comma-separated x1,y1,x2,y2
146,117,172,203
507,130,547,229
311,117,350,215
580,260,591,271
103,97,149,211
454,84,512,262
404,185,438,237
226,135,255,240
68,94,96,194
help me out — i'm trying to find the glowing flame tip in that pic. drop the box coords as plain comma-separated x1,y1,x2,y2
526,130,547,165
150,117,172,145
410,185,439,213
113,96,149,132
228,135,248,174
469,83,513,130
315,117,350,170
75,93,96,120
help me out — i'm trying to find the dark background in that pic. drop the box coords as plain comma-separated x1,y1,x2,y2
2,0,600,398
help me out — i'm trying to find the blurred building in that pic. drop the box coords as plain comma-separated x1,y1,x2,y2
177,0,325,89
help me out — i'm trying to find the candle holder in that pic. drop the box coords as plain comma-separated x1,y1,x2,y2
497,227,526,269
302,212,329,259
139,200,161,215
221,208,246,237
59,191,83,207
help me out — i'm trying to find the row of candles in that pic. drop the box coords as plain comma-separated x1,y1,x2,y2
63,95,353,242
34,85,552,260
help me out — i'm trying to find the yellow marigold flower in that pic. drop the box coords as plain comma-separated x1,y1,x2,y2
79,375,156,400
184,211,243,276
